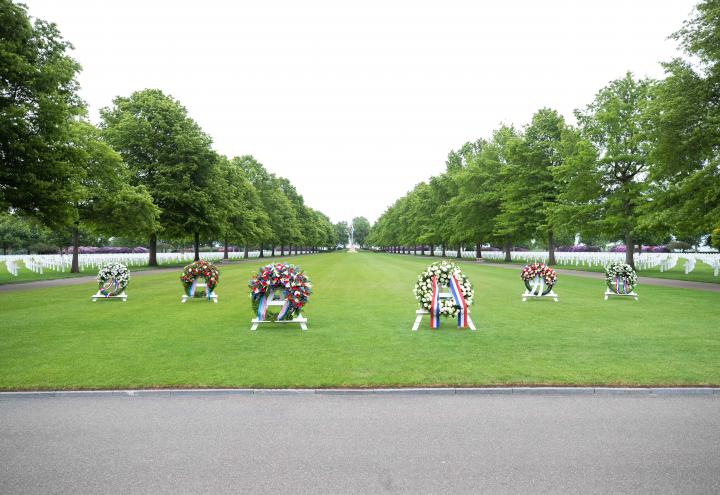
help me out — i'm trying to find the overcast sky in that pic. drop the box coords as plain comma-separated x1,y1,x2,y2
24,0,696,223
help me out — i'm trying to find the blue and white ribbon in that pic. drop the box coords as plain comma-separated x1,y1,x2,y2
449,274,468,328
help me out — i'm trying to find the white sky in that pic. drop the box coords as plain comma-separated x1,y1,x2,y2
24,0,696,223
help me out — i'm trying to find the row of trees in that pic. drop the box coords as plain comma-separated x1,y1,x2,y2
1,1,346,270
367,0,720,268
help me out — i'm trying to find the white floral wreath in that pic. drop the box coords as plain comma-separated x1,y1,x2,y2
413,261,474,317
97,262,129,296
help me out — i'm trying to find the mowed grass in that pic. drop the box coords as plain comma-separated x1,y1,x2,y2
0,252,718,390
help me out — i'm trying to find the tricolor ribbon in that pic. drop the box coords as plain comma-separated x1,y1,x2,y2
276,290,291,320
257,289,272,320
258,289,292,321
449,274,468,328
615,276,627,294
189,278,197,297
429,276,440,329
100,278,119,297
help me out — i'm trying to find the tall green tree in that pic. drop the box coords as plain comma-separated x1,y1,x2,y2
569,73,655,267
0,1,85,226
497,109,566,264
100,89,219,264
65,122,159,271
216,156,268,259
351,216,371,248
0,211,31,255
647,0,720,243
334,221,349,247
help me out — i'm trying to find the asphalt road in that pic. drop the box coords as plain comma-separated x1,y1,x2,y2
2,394,719,494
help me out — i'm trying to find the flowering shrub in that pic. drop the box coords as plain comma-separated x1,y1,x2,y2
69,246,148,254
556,244,600,252
605,262,637,294
96,262,129,296
249,263,312,320
414,261,474,317
180,260,219,297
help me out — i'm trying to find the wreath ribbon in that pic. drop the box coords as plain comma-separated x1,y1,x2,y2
257,289,292,321
530,275,546,296
429,275,468,329
449,274,468,328
615,276,628,294
430,276,440,328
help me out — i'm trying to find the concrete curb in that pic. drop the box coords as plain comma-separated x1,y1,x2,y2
1,387,719,399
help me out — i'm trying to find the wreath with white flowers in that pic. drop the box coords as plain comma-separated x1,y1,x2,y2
97,262,129,296
180,260,220,298
520,263,557,295
413,261,474,317
605,262,637,294
249,263,312,321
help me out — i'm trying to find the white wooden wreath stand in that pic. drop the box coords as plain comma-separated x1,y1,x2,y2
251,296,307,331
521,277,558,302
91,291,127,302
181,283,218,303
412,289,476,331
604,289,639,301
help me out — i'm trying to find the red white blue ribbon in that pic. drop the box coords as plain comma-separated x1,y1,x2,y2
276,290,291,320
429,276,440,329
449,274,468,328
258,289,292,321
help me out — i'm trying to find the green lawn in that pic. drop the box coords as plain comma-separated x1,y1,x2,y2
0,251,718,390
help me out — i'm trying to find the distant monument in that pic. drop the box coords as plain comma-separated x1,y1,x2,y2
348,221,357,253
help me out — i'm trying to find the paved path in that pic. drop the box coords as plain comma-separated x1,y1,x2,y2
2,394,719,494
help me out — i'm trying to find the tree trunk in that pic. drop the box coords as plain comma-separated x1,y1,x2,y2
504,240,512,262
456,245,462,259
548,230,556,265
259,244,264,258
475,243,482,259
149,233,158,266
71,223,80,273
429,244,434,256
193,231,200,261
441,245,446,257
625,232,635,268
244,245,249,259
223,237,229,260
281,245,285,256
271,246,275,257
420,245,424,256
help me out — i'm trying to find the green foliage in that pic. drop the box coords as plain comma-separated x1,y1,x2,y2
351,216,371,247
100,89,220,252
0,0,85,225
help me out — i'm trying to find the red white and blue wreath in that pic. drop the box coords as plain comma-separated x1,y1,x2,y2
96,262,129,297
605,262,637,294
249,263,312,321
520,262,557,295
414,261,474,329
